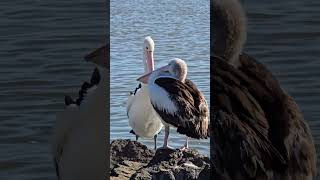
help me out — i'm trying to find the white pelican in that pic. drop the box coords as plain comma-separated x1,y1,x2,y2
138,58,209,150
126,36,163,149
52,45,108,180
212,0,316,179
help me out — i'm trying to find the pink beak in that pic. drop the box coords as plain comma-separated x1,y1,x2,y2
146,51,154,73
137,64,170,84
137,72,152,84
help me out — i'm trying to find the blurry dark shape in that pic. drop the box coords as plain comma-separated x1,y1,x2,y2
90,67,101,86
52,44,109,180
64,95,76,106
211,0,317,179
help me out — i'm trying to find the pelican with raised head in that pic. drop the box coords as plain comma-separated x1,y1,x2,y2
212,0,316,179
126,36,163,149
138,58,209,150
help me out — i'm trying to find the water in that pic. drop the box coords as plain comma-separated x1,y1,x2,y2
110,0,210,154
0,0,106,179
1,0,319,179
243,0,320,175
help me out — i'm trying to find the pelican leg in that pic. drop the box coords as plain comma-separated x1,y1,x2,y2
154,134,157,150
184,137,189,148
179,137,189,151
159,126,174,149
135,135,139,141
163,125,169,147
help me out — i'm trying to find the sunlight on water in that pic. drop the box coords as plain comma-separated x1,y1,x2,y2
110,0,210,154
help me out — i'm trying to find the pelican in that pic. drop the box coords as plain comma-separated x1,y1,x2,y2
138,58,209,150
52,45,108,180
126,36,163,150
212,0,316,179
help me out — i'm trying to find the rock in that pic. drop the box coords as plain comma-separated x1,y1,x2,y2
110,139,155,180
110,139,155,163
110,160,146,180
110,139,210,180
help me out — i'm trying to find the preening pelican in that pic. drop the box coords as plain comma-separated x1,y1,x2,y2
212,0,316,179
138,58,209,150
52,45,108,180
126,36,163,149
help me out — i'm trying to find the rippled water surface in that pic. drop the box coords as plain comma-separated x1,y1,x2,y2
243,0,320,175
0,0,106,179
1,0,320,179
110,0,210,154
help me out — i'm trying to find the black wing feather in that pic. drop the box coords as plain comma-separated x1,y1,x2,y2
154,78,209,139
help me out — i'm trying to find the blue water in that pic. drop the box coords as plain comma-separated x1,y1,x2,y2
0,0,106,179
0,0,319,179
110,0,210,154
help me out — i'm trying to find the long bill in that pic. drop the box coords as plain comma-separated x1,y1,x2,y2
145,51,154,73
137,72,151,84
137,64,169,84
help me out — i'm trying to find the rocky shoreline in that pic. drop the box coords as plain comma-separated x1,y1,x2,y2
110,139,211,180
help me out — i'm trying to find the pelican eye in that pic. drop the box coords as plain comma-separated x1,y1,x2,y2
146,47,148,50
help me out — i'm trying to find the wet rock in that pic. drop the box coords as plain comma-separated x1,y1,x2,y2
110,139,210,180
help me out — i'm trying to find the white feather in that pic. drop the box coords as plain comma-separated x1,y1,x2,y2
52,67,106,180
127,83,163,138
148,82,178,115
